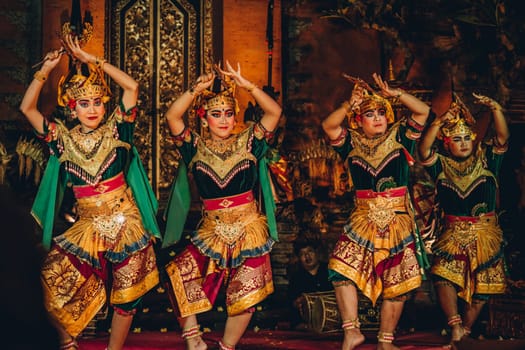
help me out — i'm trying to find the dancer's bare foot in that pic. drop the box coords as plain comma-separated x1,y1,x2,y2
342,328,365,350
450,325,465,342
186,336,208,350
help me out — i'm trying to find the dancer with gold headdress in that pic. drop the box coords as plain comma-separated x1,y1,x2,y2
322,73,431,350
19,35,160,350
163,61,282,350
418,93,508,344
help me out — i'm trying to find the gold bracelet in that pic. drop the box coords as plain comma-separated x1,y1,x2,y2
94,56,106,69
395,90,404,98
246,84,257,93
33,71,48,83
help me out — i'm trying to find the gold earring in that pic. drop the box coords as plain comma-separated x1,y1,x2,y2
71,111,77,119
201,119,208,128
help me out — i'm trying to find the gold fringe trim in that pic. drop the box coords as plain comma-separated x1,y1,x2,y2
433,215,503,265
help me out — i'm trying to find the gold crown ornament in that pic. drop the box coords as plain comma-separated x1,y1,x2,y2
437,93,477,141
439,117,477,141
57,63,111,108
192,67,240,118
342,75,395,129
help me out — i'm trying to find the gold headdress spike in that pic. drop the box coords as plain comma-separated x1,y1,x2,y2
57,63,111,107
342,74,395,129
60,0,93,49
57,1,107,108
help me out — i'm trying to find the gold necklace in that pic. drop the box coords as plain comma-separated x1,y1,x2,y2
70,124,106,158
204,135,237,155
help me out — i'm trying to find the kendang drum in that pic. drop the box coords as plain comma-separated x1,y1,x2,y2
301,291,341,333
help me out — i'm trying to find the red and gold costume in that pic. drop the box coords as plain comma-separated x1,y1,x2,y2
421,139,507,303
328,117,428,305
165,123,275,317
33,103,160,337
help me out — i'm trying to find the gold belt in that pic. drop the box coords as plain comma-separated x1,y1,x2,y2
355,193,407,229
202,201,259,245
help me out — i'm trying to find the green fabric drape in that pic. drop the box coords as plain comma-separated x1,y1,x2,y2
162,162,191,248
32,146,160,250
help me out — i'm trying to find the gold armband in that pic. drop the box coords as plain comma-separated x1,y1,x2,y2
33,71,48,83
94,56,106,69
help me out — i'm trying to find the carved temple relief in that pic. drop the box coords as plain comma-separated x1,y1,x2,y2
108,0,216,198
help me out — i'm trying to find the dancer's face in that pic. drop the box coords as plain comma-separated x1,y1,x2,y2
447,133,474,159
358,107,388,138
206,105,236,140
75,96,105,132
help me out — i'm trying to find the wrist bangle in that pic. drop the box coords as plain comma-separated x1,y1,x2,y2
94,56,106,69
188,87,196,97
395,90,404,98
33,71,48,83
246,84,257,93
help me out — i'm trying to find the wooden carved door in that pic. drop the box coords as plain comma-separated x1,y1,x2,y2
107,0,219,202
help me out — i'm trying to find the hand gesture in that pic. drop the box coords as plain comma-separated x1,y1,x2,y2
193,72,215,94
349,85,365,112
435,107,459,126
41,49,64,73
473,92,502,111
221,60,254,90
63,34,92,64
373,73,400,98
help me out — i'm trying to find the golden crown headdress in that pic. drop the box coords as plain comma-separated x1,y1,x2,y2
57,63,111,107
192,65,240,118
342,74,395,129
437,93,477,141
56,2,108,108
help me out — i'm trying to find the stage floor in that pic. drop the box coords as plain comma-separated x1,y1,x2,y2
78,329,451,349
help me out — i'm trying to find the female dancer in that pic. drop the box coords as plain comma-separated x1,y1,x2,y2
20,35,160,350
163,61,282,350
418,93,508,343
322,73,431,350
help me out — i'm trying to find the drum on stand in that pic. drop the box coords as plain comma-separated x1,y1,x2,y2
301,291,341,333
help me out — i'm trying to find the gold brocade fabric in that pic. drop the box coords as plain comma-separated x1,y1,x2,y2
329,189,422,305
55,184,152,264
41,244,158,337
165,248,274,317
437,144,496,196
193,200,271,268
55,115,130,184
348,122,405,170
431,215,506,303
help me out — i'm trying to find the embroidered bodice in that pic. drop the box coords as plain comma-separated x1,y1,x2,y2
333,120,422,192
39,105,136,186
175,123,270,199
424,143,505,216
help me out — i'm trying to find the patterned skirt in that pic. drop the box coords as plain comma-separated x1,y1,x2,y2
431,213,506,303
165,191,274,317
41,174,159,336
329,187,422,305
